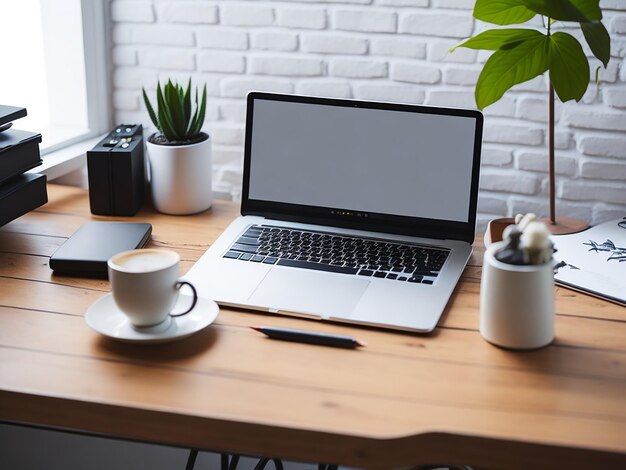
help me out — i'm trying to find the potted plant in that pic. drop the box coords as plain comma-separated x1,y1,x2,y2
142,78,212,215
452,0,611,234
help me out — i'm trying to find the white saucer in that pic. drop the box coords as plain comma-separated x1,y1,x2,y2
85,293,219,344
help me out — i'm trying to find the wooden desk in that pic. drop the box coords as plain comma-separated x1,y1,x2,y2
0,184,624,469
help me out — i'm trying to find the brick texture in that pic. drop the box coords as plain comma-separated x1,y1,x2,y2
296,80,352,98
334,9,397,33
111,1,626,228
301,34,368,55
156,2,218,24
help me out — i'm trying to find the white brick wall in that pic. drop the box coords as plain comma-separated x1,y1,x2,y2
112,0,626,227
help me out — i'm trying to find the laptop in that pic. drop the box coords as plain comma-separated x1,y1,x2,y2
185,92,483,333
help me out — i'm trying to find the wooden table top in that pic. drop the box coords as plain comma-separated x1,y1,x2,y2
0,184,624,469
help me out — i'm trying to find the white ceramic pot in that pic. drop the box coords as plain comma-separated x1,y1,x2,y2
147,134,212,215
480,241,555,350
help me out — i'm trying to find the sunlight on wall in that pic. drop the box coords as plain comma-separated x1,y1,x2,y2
0,0,49,131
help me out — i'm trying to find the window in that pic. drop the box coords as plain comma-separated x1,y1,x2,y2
0,0,110,177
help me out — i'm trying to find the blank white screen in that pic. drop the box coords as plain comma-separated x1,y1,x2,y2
248,99,477,223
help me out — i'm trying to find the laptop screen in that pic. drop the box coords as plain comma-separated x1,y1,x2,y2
242,93,483,242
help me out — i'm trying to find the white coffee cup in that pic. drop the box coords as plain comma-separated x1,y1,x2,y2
108,249,197,328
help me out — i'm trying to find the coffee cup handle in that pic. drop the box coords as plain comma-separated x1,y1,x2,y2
169,281,198,317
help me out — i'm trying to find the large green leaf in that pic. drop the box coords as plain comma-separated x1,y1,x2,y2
452,28,542,52
549,32,589,102
165,80,186,138
581,21,610,67
183,78,192,132
570,0,602,21
156,82,179,141
476,34,550,109
189,86,201,137
473,0,536,25
521,0,598,22
189,84,207,137
142,88,159,130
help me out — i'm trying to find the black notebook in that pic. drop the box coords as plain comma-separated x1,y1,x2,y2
0,129,43,184
50,222,152,277
0,173,48,227
0,105,27,128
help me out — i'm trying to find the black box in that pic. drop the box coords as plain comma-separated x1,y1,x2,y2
87,124,145,216
0,173,48,227
0,129,43,184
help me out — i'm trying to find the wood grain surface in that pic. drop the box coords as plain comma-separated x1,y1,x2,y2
0,184,624,470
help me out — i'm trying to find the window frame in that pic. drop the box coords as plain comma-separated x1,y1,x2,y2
34,0,112,180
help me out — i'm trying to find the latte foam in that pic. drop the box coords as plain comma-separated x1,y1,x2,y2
112,250,178,272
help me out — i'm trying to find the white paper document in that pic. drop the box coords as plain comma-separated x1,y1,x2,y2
552,217,626,306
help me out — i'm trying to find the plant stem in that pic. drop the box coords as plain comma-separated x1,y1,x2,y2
549,80,555,225
546,17,556,225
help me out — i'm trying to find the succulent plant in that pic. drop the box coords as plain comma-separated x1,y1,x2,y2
142,78,207,144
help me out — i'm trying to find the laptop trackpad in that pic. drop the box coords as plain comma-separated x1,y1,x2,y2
248,268,369,318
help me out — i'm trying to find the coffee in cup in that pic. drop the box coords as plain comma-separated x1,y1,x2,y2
108,249,197,327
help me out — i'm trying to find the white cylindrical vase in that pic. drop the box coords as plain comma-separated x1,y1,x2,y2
480,242,555,350
147,134,212,215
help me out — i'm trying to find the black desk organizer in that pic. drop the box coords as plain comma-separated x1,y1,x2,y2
0,105,47,228
87,124,145,216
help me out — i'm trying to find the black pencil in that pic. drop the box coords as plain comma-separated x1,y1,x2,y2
250,326,366,349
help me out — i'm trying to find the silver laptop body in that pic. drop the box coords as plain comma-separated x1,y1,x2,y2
186,93,483,333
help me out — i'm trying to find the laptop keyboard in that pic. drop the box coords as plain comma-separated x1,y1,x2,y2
223,225,450,284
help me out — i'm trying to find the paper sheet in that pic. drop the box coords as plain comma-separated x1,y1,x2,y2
552,217,626,306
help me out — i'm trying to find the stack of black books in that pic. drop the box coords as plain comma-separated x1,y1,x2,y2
0,105,48,227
